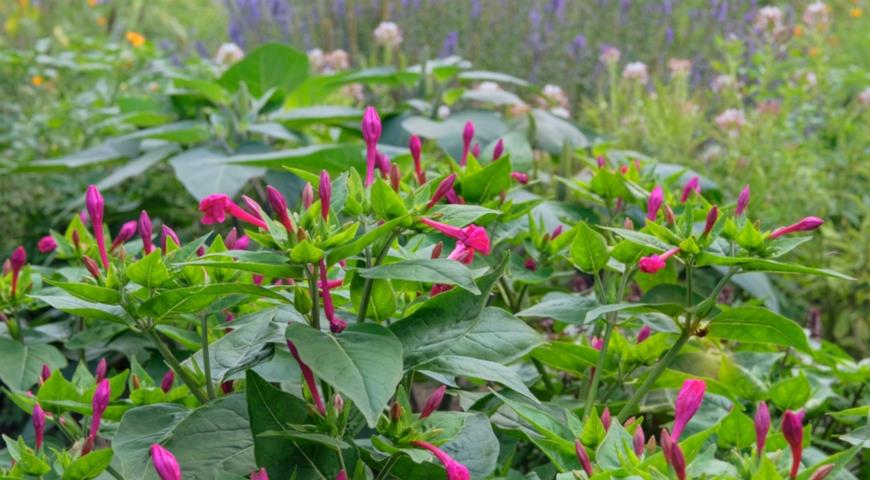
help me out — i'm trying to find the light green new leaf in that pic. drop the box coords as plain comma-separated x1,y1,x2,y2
570,222,609,273
126,250,172,288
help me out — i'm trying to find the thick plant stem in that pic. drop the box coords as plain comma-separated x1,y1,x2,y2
617,329,691,422
357,230,399,323
147,329,209,404
200,315,216,400
584,320,615,417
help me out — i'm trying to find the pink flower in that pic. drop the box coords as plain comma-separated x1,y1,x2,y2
377,153,391,178
511,172,530,184
601,407,612,431
150,444,182,480
266,185,293,234
680,176,700,203
250,468,269,480
10,246,26,297
139,210,154,254
447,242,474,265
638,247,680,274
41,364,51,382
412,440,471,480
33,403,45,451
755,401,770,457
782,409,805,479
633,427,645,457
647,186,663,221
668,441,687,480
86,185,109,269
420,218,491,255
410,135,424,184
493,138,504,160
362,106,382,186
95,358,107,384
111,221,138,251
768,217,824,240
319,259,347,334
302,183,314,209
90,379,110,442
471,143,481,159
671,379,706,440
736,185,750,216
287,340,326,416
809,464,835,480
161,370,174,393
199,194,267,229
574,440,593,475
421,385,446,418
426,174,457,210
37,235,57,253
597,155,607,168
590,336,604,350
335,470,347,480
459,121,475,167
319,171,332,220
637,325,651,343
161,225,180,252
524,258,537,271
703,205,719,237
551,225,563,239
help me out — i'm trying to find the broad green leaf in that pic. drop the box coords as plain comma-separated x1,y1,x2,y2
22,138,140,172
258,431,349,450
326,216,406,265
219,43,309,97
428,204,501,227
371,177,408,220
442,307,543,363
569,222,609,273
359,258,479,293
584,302,684,324
420,355,535,401
126,250,171,288
170,147,265,200
38,370,81,412
96,144,178,191
123,120,210,144
285,323,403,427
138,284,286,318
530,109,589,153
717,409,755,448
602,227,672,251
518,292,599,324
0,337,67,391
708,307,811,353
30,294,131,324
44,280,121,304
270,105,362,125
531,342,610,376
459,156,512,202
62,448,114,480
770,374,811,410
289,240,324,264
229,144,363,174
595,421,635,469
695,252,853,280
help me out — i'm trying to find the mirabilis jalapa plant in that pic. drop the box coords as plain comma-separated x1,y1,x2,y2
1,106,863,479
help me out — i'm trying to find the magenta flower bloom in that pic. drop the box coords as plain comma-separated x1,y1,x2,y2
335,470,347,480
86,185,109,269
493,138,504,160
161,370,174,393
680,176,700,203
703,205,719,237
420,385,447,418
250,468,269,480
736,185,750,216
590,336,604,350
302,183,314,209
782,409,805,479
768,216,824,240
460,121,474,166
637,325,652,343
150,444,182,480
638,247,680,274
574,440,593,475
426,174,457,210
9,246,26,297
755,401,770,457
447,242,474,264
111,221,138,251
37,235,57,254
412,440,471,480
409,135,425,184
139,210,154,255
95,358,107,384
596,155,607,168
161,225,180,252
319,170,332,220
319,259,347,334
266,185,293,234
511,171,530,184
90,379,110,442
32,403,45,451
633,427,645,457
199,193,267,229
647,186,663,221
420,218,491,255
671,379,706,440
287,340,326,416
362,106,382,186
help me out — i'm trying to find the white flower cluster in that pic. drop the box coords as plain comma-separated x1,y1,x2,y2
373,21,403,48
755,6,785,34
622,62,649,84
307,49,351,74
214,43,244,66
803,2,830,29
714,109,747,135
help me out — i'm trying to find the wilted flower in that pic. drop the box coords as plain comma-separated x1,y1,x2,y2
599,45,621,65
671,379,706,440
421,385,446,418
215,42,244,65
768,216,824,239
803,2,830,29
755,401,770,456
287,340,326,416
782,409,805,479
714,108,747,135
667,58,692,77
622,62,649,83
373,21,403,48
150,444,182,480
37,235,57,253
412,440,471,480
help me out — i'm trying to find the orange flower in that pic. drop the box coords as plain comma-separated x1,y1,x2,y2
125,31,145,48
851,8,862,18
793,25,804,37
808,47,819,57
87,0,98,6
31,75,44,87
96,16,107,27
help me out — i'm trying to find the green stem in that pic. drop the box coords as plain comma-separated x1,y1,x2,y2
147,329,209,404
200,315,216,400
358,230,399,323
584,319,615,417
616,329,691,422
512,284,529,313
105,465,124,480
307,266,321,330
375,455,399,480
532,358,555,392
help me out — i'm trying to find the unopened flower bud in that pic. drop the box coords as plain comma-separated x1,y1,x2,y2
138,210,154,254
161,370,174,393
601,407,612,432
150,444,182,480
95,358,108,383
38,235,57,253
111,221,138,250
703,205,719,237
426,174,457,210
574,440,593,475
471,143,480,159
33,403,46,451
647,186,663,221
302,183,314,209
390,401,403,422
809,464,835,480
333,393,345,413
389,163,401,192
493,138,504,160
736,185,750,216
420,385,446,418
90,379,110,442
431,242,443,259
460,121,474,166
161,225,180,251
266,185,294,234
680,176,700,203
633,427,645,457
83,255,102,280
319,170,332,220
755,401,770,457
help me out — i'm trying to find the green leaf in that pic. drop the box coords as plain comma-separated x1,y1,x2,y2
581,406,608,447
459,157,512,202
170,147,265,200
44,280,121,304
38,370,81,412
718,409,756,449
289,240,324,264
695,252,853,280
531,343,608,376
595,420,635,469
123,120,210,144
219,43,309,97
708,307,811,353
569,222,609,273
138,284,286,319
269,105,363,125
428,204,501,226
258,431,349,450
390,256,508,368
285,323,403,427
440,307,543,363
326,216,406,265
584,302,684,324
30,294,131,324
770,374,811,410
420,355,535,401
126,250,171,288
517,292,599,324
359,258,479,293
62,448,114,480
0,337,67,391
530,109,588,153
229,144,364,174
371,177,408,220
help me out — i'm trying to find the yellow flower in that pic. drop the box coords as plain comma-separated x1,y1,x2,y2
851,8,862,18
125,31,145,48
793,25,804,38
31,75,44,87
96,16,107,27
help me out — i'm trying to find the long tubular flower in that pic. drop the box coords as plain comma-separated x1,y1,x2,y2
287,340,326,416
86,185,109,269
633,427,645,457
419,218,491,255
161,370,174,393
90,379,110,443
638,247,680,274
736,185,750,216
9,246,26,297
150,444,182,480
574,440,593,475
755,401,770,457
460,121,474,166
411,440,471,480
33,403,45,451
161,225,180,252
111,221,138,251
426,174,457,210
647,186,663,221
703,205,719,237
38,235,57,253
95,358,107,384
783,409,805,479
362,106,382,186
420,385,447,418
319,170,332,220
768,217,824,239
199,194,267,229
671,379,706,440
319,259,347,334
266,186,293,234
680,176,701,203
139,210,154,254
410,135,425,184
493,138,504,160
